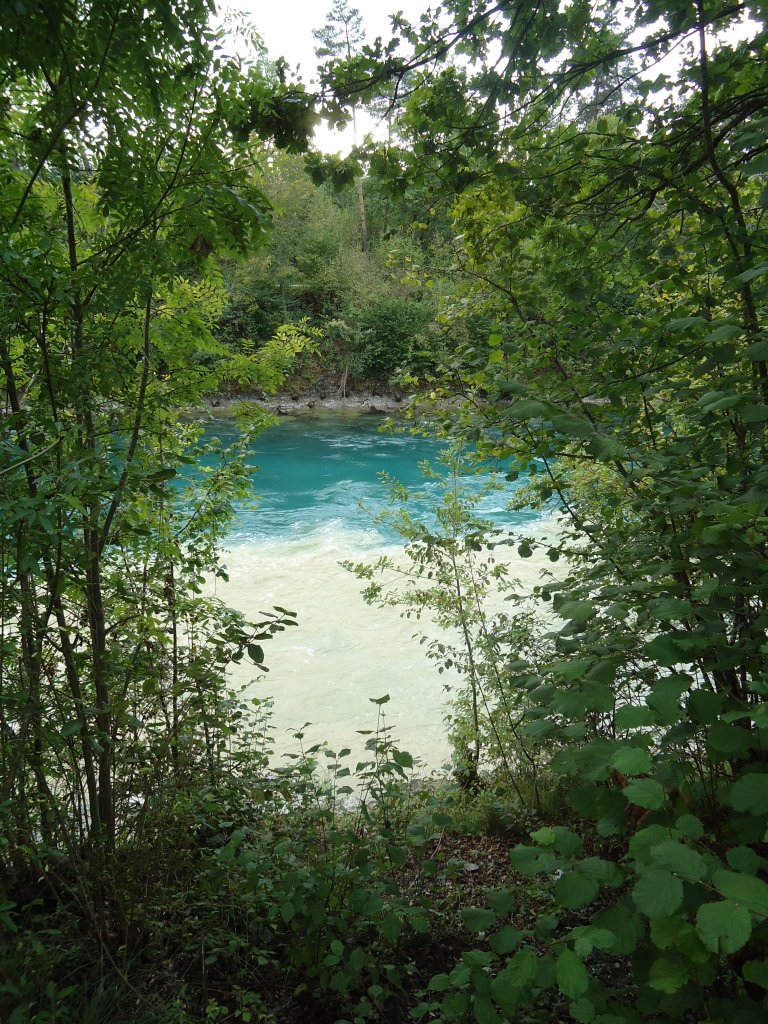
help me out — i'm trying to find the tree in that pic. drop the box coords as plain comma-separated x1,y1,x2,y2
326,2,768,1018
314,0,370,250
0,0,311,927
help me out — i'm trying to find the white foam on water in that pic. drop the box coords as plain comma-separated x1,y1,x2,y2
211,519,560,774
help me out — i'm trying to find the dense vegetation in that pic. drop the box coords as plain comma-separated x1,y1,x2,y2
2,2,768,1023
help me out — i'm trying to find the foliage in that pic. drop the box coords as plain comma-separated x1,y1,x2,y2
6,0,768,1021
352,296,435,379
0,1,313,1017
322,0,768,1020
216,153,446,392
345,446,550,805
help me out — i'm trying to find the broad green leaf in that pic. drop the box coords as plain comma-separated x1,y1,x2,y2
568,997,596,1023
623,779,665,809
391,749,414,769
649,598,693,621
500,949,538,987
380,913,401,944
650,840,707,880
729,774,768,814
510,844,558,875
579,858,624,887
592,906,644,954
727,847,766,874
742,960,768,990
490,926,524,954
486,889,516,916
615,704,655,729
473,994,502,1024
530,826,557,845
505,399,553,420
667,316,707,331
462,908,497,932
648,957,690,994
556,948,588,999
551,826,585,857
675,815,704,838
735,263,768,283
555,872,600,910
611,746,652,775
490,967,524,1014
695,900,753,954
463,949,495,970
569,926,616,956
707,724,754,759
633,870,684,918
558,600,596,622
712,870,768,914
645,635,684,667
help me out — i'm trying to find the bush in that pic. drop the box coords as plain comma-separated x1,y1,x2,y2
353,298,434,379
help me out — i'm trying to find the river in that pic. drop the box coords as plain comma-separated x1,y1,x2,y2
200,412,554,774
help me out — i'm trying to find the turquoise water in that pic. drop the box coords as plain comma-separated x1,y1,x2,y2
199,413,552,770
199,414,538,545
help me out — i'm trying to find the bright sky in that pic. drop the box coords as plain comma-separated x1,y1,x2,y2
219,0,429,152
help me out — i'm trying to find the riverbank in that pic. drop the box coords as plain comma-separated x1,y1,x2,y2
203,390,412,418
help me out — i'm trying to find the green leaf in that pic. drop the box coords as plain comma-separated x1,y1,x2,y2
391,749,414,769
695,900,753,954
61,719,83,737
569,926,616,957
558,600,596,622
490,966,524,1014
742,960,768,990
462,908,497,933
648,957,690,994
726,846,765,874
644,635,684,667
611,746,652,775
510,844,558,875
505,399,553,420
247,643,264,664
649,840,707,880
556,948,588,999
486,889,516,916
633,870,684,918
675,814,704,839
499,949,538,987
735,263,768,283
551,826,584,857
554,872,600,910
490,926,524,954
569,998,597,1023
380,913,402,944
281,901,295,923
530,826,557,845
649,598,693,621
615,704,655,729
729,773,768,814
667,316,707,331
623,779,665,809
707,724,754,758
579,858,624,887
592,906,644,954
473,994,502,1024
712,870,768,914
